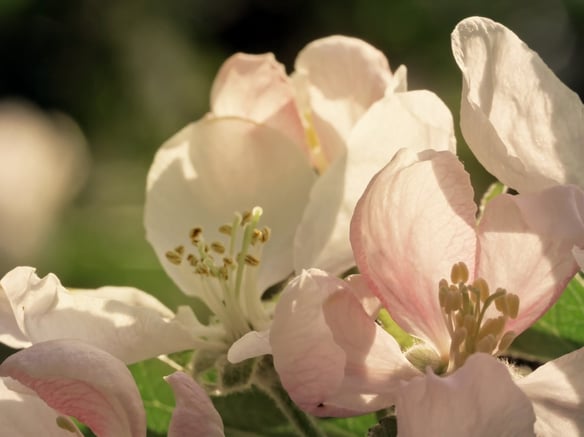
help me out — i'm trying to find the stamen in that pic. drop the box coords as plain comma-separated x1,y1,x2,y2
438,261,521,371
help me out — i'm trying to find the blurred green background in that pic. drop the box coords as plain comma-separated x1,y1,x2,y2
0,0,582,309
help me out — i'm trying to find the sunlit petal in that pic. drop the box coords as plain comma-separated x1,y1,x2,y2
453,16,584,192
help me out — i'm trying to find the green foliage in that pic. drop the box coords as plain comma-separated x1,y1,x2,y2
367,416,397,437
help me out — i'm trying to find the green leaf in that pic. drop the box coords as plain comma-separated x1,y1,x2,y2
320,414,377,436
378,309,415,350
479,181,507,217
510,274,584,361
367,416,397,437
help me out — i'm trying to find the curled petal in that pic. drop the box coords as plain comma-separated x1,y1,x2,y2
516,347,584,435
145,117,316,297
210,53,307,153
0,266,197,363
396,354,536,437
453,16,584,192
477,185,584,336
227,329,272,364
0,377,81,436
351,149,477,357
165,372,224,437
294,90,456,276
294,35,395,161
270,269,417,416
0,339,146,437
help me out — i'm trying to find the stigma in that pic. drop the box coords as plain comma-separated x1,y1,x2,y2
439,262,519,371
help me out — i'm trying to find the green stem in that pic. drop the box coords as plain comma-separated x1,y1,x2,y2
252,357,326,437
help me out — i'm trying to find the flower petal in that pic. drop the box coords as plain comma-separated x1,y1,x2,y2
294,35,395,161
227,329,272,364
145,117,316,297
351,149,477,357
0,377,81,436
165,372,224,437
0,339,146,437
270,269,417,417
0,266,197,363
396,354,535,437
294,90,456,275
452,16,584,192
210,53,307,154
477,185,584,336
574,247,584,271
516,346,584,436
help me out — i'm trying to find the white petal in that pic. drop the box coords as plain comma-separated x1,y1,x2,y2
0,339,146,437
145,117,316,297
453,16,584,192
0,266,197,364
396,354,535,437
516,347,584,435
294,35,395,161
574,247,584,270
294,90,456,275
227,329,272,364
166,372,224,437
0,377,81,436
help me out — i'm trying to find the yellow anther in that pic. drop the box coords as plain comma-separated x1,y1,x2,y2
251,229,262,245
476,334,497,354
446,289,462,313
210,241,225,254
494,289,509,314
505,294,520,319
241,210,252,225
218,224,232,235
261,226,271,243
244,254,260,267
174,245,185,255
438,285,448,308
223,256,234,266
497,331,516,353
165,250,182,265
190,227,203,243
478,316,506,341
472,278,490,302
450,262,469,284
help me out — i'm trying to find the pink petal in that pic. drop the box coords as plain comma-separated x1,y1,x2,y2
165,372,224,437
477,185,584,336
210,53,307,155
227,329,272,364
0,266,197,364
351,149,477,357
452,17,584,192
0,377,82,436
0,339,146,437
294,35,395,161
516,346,584,435
396,354,536,436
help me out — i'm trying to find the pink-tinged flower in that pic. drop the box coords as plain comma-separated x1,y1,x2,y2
0,339,146,437
452,16,584,194
0,266,200,364
145,36,455,356
165,372,225,437
230,149,584,421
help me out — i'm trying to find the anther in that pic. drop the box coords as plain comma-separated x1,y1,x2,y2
244,254,260,266
450,262,469,284
505,294,520,319
241,210,252,225
218,224,232,235
190,227,203,243
472,278,490,302
165,250,182,265
210,241,226,254
261,226,271,243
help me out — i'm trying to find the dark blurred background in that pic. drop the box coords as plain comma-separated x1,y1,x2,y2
0,0,582,307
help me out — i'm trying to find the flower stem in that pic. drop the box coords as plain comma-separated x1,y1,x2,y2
252,356,326,437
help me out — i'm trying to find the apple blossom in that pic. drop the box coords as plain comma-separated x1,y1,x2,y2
452,16,584,194
144,36,456,368
230,149,584,423
0,266,200,364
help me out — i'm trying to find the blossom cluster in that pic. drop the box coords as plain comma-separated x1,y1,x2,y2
0,16,583,436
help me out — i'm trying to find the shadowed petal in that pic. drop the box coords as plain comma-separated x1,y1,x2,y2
0,339,146,437
351,149,477,357
452,16,584,192
516,347,584,435
210,53,307,153
477,185,584,336
165,372,224,437
0,267,197,364
396,354,535,437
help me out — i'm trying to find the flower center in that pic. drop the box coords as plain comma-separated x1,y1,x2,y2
164,206,271,342
439,262,520,371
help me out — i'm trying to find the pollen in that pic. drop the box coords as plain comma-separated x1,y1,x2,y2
439,261,520,371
